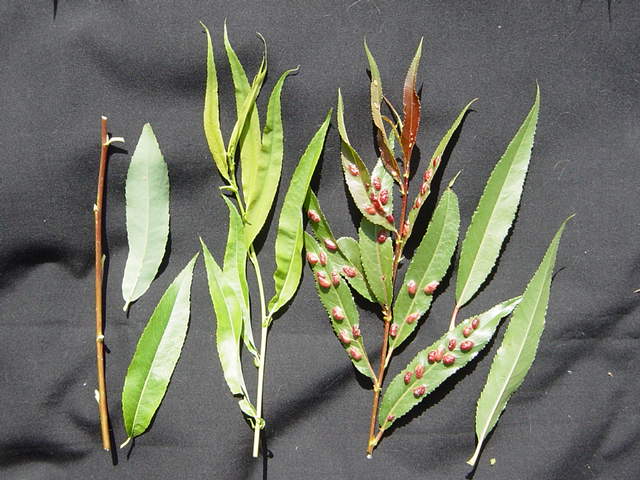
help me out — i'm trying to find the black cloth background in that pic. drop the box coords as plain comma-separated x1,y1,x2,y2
1,1,638,479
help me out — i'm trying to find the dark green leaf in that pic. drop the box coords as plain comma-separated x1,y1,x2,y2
359,218,393,306
268,111,332,316
304,233,376,381
456,88,540,308
378,298,521,429
468,216,571,466
122,123,170,312
121,254,198,441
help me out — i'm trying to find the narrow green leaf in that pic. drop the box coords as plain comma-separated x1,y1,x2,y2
468,216,572,466
363,40,400,182
122,123,170,312
304,233,376,381
390,187,460,351
359,218,393,306
268,111,332,316
201,239,256,416
221,197,258,362
201,22,229,181
406,98,476,240
243,69,297,247
378,298,521,429
456,88,540,308
400,38,423,164
122,254,198,441
336,237,375,302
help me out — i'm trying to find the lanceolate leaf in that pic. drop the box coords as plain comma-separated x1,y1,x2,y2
456,88,540,308
336,237,375,303
359,218,393,306
244,69,297,247
201,239,256,419
304,233,376,381
221,197,258,362
390,187,460,352
201,22,228,181
121,254,198,441
223,23,263,186
363,40,400,182
406,99,476,240
400,39,423,164
268,112,332,316
377,298,521,430
468,216,571,466
122,124,170,312
304,189,339,248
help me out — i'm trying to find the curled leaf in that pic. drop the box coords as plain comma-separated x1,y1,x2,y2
406,98,476,240
468,216,572,466
456,88,540,309
121,254,198,442
377,298,521,430
305,233,376,381
268,111,332,317
359,218,393,307
390,187,460,353
122,123,170,312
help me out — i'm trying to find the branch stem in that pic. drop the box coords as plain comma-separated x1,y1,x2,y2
94,116,111,451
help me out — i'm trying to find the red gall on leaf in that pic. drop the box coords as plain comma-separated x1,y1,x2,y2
317,271,331,289
338,330,351,345
401,221,410,238
372,176,382,190
404,371,413,385
351,325,361,338
415,363,425,379
434,348,444,363
349,347,362,361
427,351,436,364
389,323,399,337
342,265,357,278
413,197,422,209
331,271,341,286
407,280,417,296
423,281,439,295
405,312,419,324
471,317,480,329
386,414,395,422
442,353,456,366
307,252,319,266
377,230,388,243
448,338,457,351
324,238,338,251
420,182,429,196
460,340,474,352
307,210,321,223
331,306,345,321
463,326,473,338
432,155,440,167
347,163,359,176
413,384,426,398
319,251,328,266
379,189,389,205
423,169,432,182
365,205,377,215
386,214,395,224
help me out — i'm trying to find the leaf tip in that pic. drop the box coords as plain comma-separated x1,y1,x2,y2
448,170,463,188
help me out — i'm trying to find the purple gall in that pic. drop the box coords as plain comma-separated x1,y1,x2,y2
413,384,426,398
415,364,425,379
448,338,457,351
347,163,359,176
379,189,389,205
442,353,456,366
349,347,362,361
471,317,480,329
365,204,377,215
386,214,395,224
389,323,399,337
372,176,382,190
405,312,419,324
331,271,341,286
351,325,361,339
460,340,474,352
407,280,417,296
377,230,387,243
403,371,413,385
342,265,357,278
324,238,338,251
317,271,331,289
423,281,439,295
427,351,436,364
307,209,321,223
463,326,473,338
306,252,319,265
331,306,345,321
434,348,444,363
318,251,328,266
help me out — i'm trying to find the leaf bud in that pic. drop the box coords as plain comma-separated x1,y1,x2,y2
307,209,321,223
423,280,439,295
415,363,425,379
342,265,357,278
331,306,345,321
403,371,413,385
405,312,419,324
338,330,351,345
471,317,480,329
407,280,417,296
442,353,456,366
413,384,426,397
317,271,331,289
351,325,361,338
463,326,473,338
348,347,362,361
324,238,338,251
448,338,457,351
307,252,319,265
460,340,474,352
389,323,399,337
347,163,359,176
372,176,382,190
319,251,328,266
